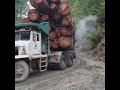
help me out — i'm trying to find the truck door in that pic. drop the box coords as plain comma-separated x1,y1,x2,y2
31,31,41,55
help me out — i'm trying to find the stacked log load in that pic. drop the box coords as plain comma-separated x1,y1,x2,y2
20,0,75,50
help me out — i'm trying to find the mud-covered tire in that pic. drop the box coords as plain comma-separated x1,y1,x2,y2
73,51,76,58
67,56,73,67
58,55,67,70
15,61,29,82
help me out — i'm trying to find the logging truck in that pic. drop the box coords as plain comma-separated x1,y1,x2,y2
15,22,76,82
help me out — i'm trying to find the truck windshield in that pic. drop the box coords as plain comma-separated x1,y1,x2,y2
15,31,30,41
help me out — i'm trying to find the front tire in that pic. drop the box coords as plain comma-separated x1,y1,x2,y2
15,61,29,82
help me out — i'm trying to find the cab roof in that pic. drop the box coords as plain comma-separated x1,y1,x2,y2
15,22,49,35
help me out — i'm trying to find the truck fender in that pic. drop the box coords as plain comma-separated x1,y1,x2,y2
15,55,31,66
15,55,30,60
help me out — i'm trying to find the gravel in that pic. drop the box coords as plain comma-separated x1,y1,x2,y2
15,51,105,90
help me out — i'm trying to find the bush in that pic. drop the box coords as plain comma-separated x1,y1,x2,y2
86,23,104,49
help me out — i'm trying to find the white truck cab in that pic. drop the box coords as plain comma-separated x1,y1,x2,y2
15,23,75,82
15,30,42,56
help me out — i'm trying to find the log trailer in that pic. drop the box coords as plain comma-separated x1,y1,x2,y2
15,22,76,82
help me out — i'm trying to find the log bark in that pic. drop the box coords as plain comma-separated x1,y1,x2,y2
20,17,31,23
50,3,57,9
41,14,49,21
28,9,40,22
30,0,49,8
49,12,62,27
50,39,59,48
49,31,57,40
55,27,68,36
62,14,73,26
57,2,70,15
58,36,73,48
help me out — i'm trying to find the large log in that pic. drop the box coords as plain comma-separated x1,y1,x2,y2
20,17,31,23
50,3,57,9
41,14,49,22
62,14,73,26
59,2,68,12
55,27,68,36
30,0,49,14
57,2,70,15
49,31,57,40
38,5,49,15
55,26,75,36
49,3,58,17
61,6,70,15
49,12,62,27
50,39,59,48
49,3,57,17
20,17,32,30
49,18,62,27
28,9,40,22
66,25,75,36
30,0,40,9
30,0,48,8
58,36,73,48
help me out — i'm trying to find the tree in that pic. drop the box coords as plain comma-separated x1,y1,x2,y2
63,0,105,24
15,0,29,24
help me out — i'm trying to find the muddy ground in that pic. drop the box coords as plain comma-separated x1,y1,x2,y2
15,50,105,90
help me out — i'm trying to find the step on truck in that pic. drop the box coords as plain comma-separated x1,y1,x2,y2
15,22,76,82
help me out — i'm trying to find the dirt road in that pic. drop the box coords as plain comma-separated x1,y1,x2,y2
15,50,105,90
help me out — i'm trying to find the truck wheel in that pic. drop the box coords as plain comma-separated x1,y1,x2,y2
73,51,76,58
15,61,29,82
67,57,73,67
58,55,67,70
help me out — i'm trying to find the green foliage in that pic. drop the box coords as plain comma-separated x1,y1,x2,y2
15,0,29,24
63,0,105,49
63,0,105,24
86,24,105,49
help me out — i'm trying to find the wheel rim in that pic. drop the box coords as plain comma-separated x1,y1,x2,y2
15,65,25,79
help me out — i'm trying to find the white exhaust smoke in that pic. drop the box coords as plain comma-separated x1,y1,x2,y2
75,15,98,49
